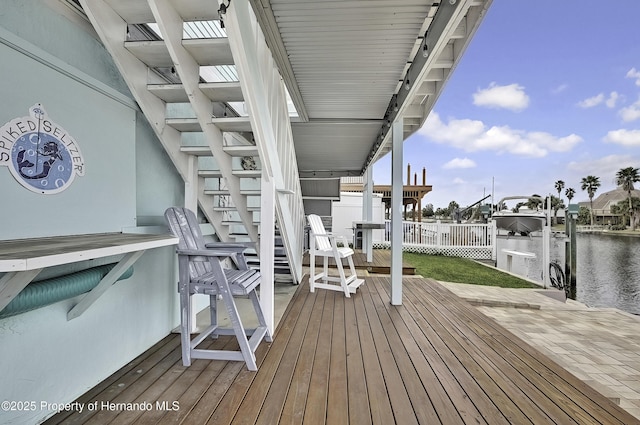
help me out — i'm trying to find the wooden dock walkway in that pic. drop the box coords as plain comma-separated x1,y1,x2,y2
45,277,638,424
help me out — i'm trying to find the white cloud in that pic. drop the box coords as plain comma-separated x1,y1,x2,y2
626,67,640,86
452,177,466,184
473,82,530,111
567,154,639,185
619,98,640,122
578,92,620,109
605,92,620,108
442,157,476,169
603,129,640,147
552,84,568,94
578,93,604,108
419,112,583,158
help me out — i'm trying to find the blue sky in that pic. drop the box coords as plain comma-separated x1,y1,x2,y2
374,0,640,210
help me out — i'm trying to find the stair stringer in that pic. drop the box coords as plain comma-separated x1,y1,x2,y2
78,0,229,240
148,0,258,243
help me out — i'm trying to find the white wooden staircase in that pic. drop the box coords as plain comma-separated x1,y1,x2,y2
79,0,305,284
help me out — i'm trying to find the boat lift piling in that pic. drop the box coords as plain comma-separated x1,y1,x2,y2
565,204,579,299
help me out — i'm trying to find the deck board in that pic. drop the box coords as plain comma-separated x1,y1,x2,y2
45,277,640,425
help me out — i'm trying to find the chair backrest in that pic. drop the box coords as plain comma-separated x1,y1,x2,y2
307,214,332,251
165,207,210,278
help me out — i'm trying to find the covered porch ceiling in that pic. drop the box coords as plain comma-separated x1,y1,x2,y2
251,0,492,178
75,0,492,180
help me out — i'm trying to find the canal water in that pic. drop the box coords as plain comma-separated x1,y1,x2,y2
576,233,640,315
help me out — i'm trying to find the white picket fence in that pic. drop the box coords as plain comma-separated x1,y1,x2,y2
375,220,495,260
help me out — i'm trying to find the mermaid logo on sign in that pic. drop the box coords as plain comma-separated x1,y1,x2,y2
0,104,84,194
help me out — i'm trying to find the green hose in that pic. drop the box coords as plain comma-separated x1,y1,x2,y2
0,264,134,319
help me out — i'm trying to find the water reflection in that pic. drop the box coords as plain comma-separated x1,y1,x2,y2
576,233,640,315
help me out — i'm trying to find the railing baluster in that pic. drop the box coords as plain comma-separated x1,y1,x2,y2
381,220,493,259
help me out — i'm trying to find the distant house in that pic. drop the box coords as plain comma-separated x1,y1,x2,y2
578,186,640,225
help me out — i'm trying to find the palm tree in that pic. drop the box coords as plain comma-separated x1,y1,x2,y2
548,195,565,225
565,187,575,203
554,180,565,204
581,175,601,226
526,194,543,210
615,166,640,230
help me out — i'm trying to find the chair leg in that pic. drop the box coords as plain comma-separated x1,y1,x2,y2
219,288,257,371
180,283,192,367
209,294,218,339
346,255,358,280
310,249,316,293
249,290,272,342
335,258,350,298
323,256,329,284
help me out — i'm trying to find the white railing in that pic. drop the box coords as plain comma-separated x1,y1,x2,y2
226,0,305,283
377,220,495,260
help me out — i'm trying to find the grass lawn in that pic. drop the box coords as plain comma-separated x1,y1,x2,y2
403,252,539,289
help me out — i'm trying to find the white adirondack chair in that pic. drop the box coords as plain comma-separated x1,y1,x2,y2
165,207,271,371
307,214,364,297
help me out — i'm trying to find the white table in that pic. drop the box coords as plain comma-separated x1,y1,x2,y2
352,221,386,263
0,233,178,320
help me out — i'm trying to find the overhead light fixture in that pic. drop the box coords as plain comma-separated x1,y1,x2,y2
405,78,410,90
394,103,398,112
449,0,457,4
218,0,232,28
422,43,429,58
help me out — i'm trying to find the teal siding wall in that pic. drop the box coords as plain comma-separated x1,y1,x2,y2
0,31,138,238
0,2,184,424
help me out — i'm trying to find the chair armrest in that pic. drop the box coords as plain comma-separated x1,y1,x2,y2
311,231,333,238
204,242,254,253
176,248,237,258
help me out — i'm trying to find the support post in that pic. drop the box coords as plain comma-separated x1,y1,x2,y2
184,154,198,330
566,209,577,299
184,155,198,213
363,166,374,262
390,118,404,305
260,174,275,334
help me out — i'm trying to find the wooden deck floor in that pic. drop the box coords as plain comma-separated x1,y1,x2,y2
45,277,638,425
302,248,416,275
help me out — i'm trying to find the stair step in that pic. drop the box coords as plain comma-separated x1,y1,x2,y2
147,81,244,103
233,169,261,178
167,118,200,132
198,170,261,178
125,38,233,68
214,206,261,212
204,189,262,196
148,82,244,103
211,116,252,133
180,146,211,156
200,81,244,102
223,145,259,156
199,170,222,178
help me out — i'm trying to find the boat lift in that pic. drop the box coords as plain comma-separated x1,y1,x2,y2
492,195,553,288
